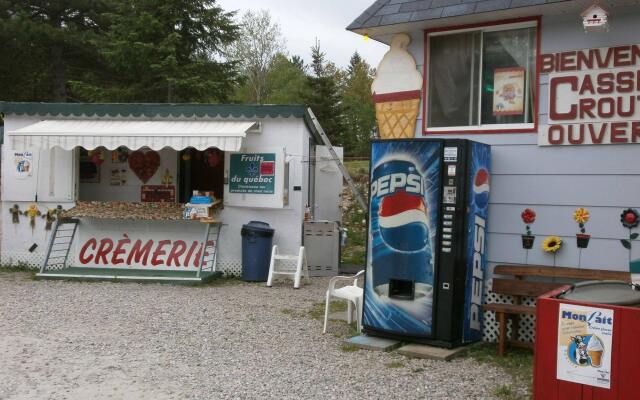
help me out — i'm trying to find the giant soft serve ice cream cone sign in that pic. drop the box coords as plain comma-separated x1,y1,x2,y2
372,33,423,139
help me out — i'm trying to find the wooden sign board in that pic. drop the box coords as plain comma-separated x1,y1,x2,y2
141,185,175,203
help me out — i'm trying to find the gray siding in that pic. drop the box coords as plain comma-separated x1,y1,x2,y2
407,9,640,273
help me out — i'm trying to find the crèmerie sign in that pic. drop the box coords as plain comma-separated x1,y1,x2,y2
539,44,640,146
229,153,276,194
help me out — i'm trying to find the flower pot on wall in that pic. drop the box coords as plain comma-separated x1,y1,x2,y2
522,235,535,249
576,233,591,248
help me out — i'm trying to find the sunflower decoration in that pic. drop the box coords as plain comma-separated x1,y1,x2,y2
542,236,563,253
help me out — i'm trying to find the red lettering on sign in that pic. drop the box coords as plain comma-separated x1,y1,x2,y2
111,234,130,265
589,124,608,144
151,240,170,266
183,240,199,267
560,51,577,71
616,71,635,93
568,125,584,144
166,240,187,267
597,98,615,118
548,125,564,145
540,53,555,73
632,122,640,142
597,73,615,94
610,122,628,143
579,98,596,119
595,47,614,70
618,96,635,117
95,238,114,264
127,239,153,266
579,75,595,95
79,238,97,264
550,76,578,120
613,46,631,67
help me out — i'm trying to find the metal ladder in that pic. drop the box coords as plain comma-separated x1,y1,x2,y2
197,222,223,278
40,218,80,273
305,108,367,211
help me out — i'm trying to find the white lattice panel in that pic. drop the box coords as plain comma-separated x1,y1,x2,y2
482,279,537,343
1,250,44,269
216,259,242,276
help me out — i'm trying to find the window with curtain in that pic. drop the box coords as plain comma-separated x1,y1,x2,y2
427,24,537,130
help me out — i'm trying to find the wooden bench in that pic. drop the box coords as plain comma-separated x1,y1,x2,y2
484,264,630,356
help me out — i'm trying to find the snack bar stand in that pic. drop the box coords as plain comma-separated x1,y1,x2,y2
0,103,345,283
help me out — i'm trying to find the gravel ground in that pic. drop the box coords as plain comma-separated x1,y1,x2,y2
0,271,512,399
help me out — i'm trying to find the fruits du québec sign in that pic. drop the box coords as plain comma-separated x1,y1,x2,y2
229,153,276,194
539,44,640,146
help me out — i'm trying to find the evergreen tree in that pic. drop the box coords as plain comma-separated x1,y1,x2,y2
263,54,310,104
70,0,240,102
304,40,345,147
0,0,111,101
341,51,376,156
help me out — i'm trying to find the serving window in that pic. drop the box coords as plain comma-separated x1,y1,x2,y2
78,146,224,205
425,19,539,133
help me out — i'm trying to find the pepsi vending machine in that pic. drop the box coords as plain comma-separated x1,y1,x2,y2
363,139,490,348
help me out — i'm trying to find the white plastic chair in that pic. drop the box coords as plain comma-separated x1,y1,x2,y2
323,270,365,334
266,245,310,289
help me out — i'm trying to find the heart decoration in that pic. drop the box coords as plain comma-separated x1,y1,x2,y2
128,150,161,183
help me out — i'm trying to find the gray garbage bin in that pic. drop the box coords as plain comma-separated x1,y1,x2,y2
241,221,275,282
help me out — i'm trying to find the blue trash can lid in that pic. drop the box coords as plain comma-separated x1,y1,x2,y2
241,221,274,235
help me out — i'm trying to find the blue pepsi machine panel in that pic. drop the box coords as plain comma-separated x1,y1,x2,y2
363,140,442,337
462,142,491,343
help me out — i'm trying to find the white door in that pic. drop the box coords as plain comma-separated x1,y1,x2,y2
313,145,343,222
36,147,77,202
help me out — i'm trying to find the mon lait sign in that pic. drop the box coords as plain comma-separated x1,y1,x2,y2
539,44,640,146
556,304,614,389
229,153,276,194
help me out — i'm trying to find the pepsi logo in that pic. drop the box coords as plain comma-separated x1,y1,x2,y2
378,190,429,252
472,168,490,209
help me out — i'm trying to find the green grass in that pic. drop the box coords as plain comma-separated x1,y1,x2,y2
339,343,360,353
307,300,348,320
467,343,533,400
385,361,405,368
345,160,369,177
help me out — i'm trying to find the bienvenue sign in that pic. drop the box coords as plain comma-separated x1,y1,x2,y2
539,44,640,146
229,153,276,194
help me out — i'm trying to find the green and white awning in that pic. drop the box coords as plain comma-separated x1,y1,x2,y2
8,119,259,151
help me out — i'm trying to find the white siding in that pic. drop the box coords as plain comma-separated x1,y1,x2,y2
408,9,640,274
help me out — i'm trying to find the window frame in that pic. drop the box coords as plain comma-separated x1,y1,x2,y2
422,16,541,135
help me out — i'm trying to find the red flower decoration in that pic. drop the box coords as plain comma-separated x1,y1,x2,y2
521,208,536,225
621,208,639,229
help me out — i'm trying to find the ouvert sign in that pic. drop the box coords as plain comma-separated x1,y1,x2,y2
539,44,640,146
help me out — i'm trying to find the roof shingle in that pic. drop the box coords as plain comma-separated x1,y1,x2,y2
347,0,572,30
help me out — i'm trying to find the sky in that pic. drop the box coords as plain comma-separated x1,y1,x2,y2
216,0,388,69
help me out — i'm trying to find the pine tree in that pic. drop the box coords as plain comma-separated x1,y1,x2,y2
70,0,240,102
0,0,111,101
304,40,345,147
341,51,376,156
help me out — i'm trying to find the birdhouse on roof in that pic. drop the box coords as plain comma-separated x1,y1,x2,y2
581,3,609,32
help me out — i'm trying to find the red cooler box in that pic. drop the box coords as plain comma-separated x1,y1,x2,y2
534,281,640,399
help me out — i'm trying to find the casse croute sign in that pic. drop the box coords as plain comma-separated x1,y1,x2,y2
539,44,640,146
